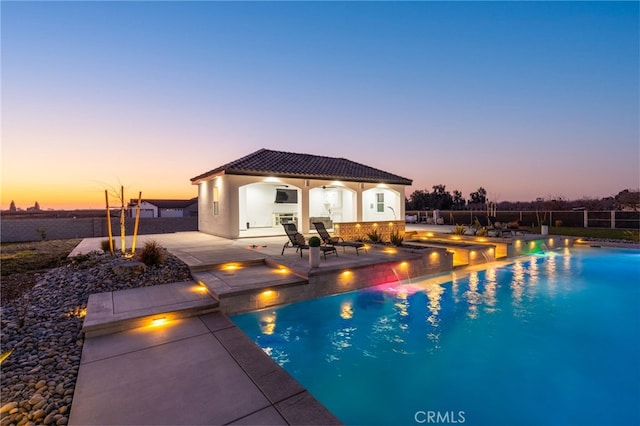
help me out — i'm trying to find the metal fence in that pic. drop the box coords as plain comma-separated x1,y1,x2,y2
405,210,640,229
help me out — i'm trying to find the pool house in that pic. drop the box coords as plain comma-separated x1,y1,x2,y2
191,148,413,239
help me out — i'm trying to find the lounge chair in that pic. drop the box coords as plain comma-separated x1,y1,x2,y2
282,223,338,258
312,222,367,255
485,216,510,237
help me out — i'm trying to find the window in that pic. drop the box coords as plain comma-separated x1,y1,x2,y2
376,193,384,213
213,187,219,216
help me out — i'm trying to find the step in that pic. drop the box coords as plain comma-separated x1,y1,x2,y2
83,281,219,338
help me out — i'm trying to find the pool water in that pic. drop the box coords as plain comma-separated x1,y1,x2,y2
232,248,640,425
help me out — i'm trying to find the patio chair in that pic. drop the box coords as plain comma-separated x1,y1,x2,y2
312,222,367,255
281,223,338,258
486,216,510,237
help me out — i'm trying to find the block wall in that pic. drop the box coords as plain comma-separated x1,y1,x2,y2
1,217,198,243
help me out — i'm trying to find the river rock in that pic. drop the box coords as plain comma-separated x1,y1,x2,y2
0,250,193,423
43,412,56,425
0,402,18,414
31,409,45,420
111,259,147,278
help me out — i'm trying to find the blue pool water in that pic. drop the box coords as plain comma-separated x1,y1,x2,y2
232,248,640,425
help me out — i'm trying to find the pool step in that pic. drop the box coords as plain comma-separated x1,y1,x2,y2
82,281,219,338
192,264,309,314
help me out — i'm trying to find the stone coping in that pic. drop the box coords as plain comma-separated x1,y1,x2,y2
574,240,640,249
404,239,493,250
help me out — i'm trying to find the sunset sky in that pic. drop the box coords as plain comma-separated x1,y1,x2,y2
2,1,638,210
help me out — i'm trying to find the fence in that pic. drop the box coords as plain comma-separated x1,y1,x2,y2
405,210,640,230
0,217,198,243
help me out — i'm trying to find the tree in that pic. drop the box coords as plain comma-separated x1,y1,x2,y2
34,201,41,211
9,200,16,212
407,189,431,210
430,184,453,210
615,189,640,211
452,190,466,210
469,187,487,209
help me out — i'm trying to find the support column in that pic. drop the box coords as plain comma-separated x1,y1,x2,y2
301,187,310,234
356,188,364,222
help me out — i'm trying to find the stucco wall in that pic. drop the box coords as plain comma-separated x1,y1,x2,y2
195,173,408,238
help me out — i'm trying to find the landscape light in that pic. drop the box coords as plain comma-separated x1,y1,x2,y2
151,317,167,326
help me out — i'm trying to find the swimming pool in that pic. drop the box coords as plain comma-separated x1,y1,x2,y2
232,247,640,425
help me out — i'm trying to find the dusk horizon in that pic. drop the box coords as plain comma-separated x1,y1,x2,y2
2,1,638,211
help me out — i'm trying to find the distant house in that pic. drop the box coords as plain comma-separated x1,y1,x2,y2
191,148,413,238
127,198,198,218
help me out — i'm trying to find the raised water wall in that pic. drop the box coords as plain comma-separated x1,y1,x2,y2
217,246,453,314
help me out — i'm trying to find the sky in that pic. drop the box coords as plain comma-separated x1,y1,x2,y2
2,1,638,210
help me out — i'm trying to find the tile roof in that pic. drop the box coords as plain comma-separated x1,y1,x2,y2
128,198,197,209
191,149,412,185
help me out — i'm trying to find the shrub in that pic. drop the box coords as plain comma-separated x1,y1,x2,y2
308,236,321,247
138,240,166,267
101,240,112,252
366,229,384,243
389,229,404,246
623,230,640,243
453,224,466,235
35,228,47,241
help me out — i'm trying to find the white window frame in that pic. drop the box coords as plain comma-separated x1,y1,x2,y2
213,187,219,216
376,193,384,213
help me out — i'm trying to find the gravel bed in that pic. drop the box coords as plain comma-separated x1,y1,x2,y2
0,250,192,426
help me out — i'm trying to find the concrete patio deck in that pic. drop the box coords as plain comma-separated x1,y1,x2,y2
70,311,340,425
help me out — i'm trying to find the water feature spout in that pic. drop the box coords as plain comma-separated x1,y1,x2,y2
391,266,412,285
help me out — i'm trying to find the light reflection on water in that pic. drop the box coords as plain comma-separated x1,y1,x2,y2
233,248,640,426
